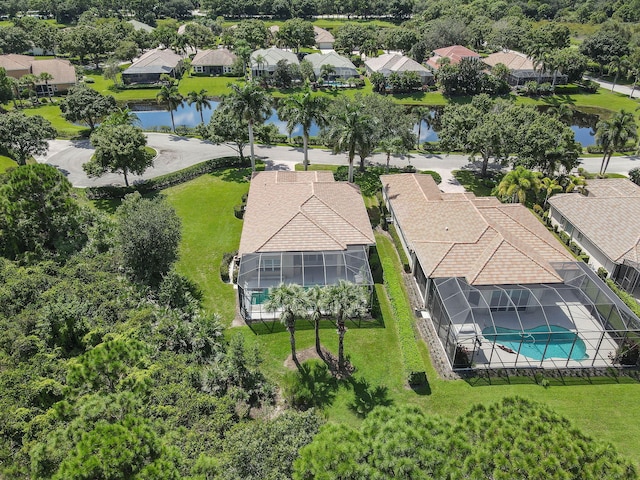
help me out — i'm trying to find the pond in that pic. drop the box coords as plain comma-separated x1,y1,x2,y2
129,102,599,147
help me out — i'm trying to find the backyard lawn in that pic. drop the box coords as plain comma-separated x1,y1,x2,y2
0,155,16,172
163,168,640,468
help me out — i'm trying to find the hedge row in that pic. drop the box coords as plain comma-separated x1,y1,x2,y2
86,156,248,199
388,224,411,273
378,235,426,385
606,279,640,319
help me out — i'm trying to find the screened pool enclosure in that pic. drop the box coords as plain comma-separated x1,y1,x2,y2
425,262,640,369
237,246,374,322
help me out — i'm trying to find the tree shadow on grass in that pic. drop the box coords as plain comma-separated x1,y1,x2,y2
92,198,122,214
285,359,339,410
209,167,251,183
347,376,393,417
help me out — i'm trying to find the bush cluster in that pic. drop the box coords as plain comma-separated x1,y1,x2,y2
219,251,237,283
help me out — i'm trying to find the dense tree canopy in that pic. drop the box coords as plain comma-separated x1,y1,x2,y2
60,86,117,131
294,397,637,480
0,112,55,165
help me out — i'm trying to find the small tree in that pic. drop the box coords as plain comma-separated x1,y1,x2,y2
84,124,154,187
0,112,55,165
495,166,542,204
186,89,212,124
204,102,249,162
115,192,181,287
265,283,308,365
156,84,184,132
60,86,117,131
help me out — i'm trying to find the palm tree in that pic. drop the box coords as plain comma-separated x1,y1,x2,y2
103,107,140,126
562,174,586,193
413,106,432,150
278,87,328,170
324,280,368,372
305,285,327,358
325,101,374,183
225,81,272,171
541,177,563,208
495,166,542,204
596,110,637,175
186,89,212,124
156,84,184,132
320,63,336,81
608,55,629,92
20,74,38,104
264,283,308,366
38,72,54,101
379,136,408,173
548,103,574,124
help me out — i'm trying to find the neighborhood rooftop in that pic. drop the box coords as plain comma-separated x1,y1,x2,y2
238,171,375,255
125,48,183,74
381,173,573,285
365,53,432,75
192,48,237,67
483,49,535,71
549,179,640,264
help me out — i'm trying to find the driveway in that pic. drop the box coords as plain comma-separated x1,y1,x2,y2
585,76,640,99
37,133,640,189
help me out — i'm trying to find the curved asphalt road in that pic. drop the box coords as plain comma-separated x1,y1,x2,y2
38,133,640,188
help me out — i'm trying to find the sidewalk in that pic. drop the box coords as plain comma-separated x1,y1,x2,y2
584,76,640,99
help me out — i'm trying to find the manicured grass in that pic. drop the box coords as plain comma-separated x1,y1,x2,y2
21,103,87,138
0,155,16,172
453,169,502,197
163,169,250,321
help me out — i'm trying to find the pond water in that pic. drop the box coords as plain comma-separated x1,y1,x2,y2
130,102,598,147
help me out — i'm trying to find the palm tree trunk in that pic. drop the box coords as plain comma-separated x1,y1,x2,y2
289,323,297,365
337,317,346,371
123,169,129,187
630,78,637,98
386,151,391,173
303,133,309,170
603,151,613,176
199,108,204,124
417,121,422,150
599,150,608,175
315,315,322,357
170,110,176,132
481,153,489,177
248,120,256,171
612,73,619,92
348,150,354,183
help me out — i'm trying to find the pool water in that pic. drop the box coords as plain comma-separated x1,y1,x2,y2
482,325,588,361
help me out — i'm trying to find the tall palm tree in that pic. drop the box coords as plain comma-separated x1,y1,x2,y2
608,55,629,92
378,136,407,173
186,89,212,124
224,81,272,171
156,84,183,132
38,72,54,101
264,283,308,365
541,177,563,208
495,166,542,204
325,101,374,183
413,106,432,150
277,87,328,170
597,110,637,175
305,285,327,358
324,280,368,372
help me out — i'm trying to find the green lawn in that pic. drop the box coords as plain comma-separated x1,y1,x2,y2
162,168,640,467
0,155,16,172
21,103,87,138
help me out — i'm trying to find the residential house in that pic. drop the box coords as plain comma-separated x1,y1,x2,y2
237,171,375,323
314,26,335,50
192,48,237,75
121,48,184,85
381,173,640,369
304,51,358,80
483,49,567,86
364,53,433,85
426,45,480,71
0,54,76,94
548,179,640,297
250,47,299,77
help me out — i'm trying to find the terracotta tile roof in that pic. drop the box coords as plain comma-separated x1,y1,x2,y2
382,173,573,285
427,45,480,70
365,53,433,76
548,179,640,263
192,48,237,67
239,171,374,254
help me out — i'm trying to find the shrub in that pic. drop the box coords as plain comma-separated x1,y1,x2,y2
606,278,640,318
630,167,640,186
220,251,237,283
453,345,472,368
86,156,247,199
281,360,337,410
578,79,599,93
379,239,426,385
597,267,608,279
558,231,571,245
609,339,640,366
233,204,245,219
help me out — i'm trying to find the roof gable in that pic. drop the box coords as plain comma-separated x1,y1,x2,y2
192,48,237,66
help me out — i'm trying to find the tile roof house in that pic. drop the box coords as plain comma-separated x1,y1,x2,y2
121,48,184,85
237,171,375,322
314,26,335,50
483,49,567,86
304,51,358,80
0,54,76,94
191,48,237,75
250,47,299,77
548,179,640,296
365,53,433,85
426,45,480,71
381,173,637,369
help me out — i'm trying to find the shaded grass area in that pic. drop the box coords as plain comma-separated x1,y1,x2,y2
156,168,640,466
453,169,503,197
0,155,16,173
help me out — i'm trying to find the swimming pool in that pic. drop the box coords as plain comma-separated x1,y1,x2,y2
482,325,588,361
